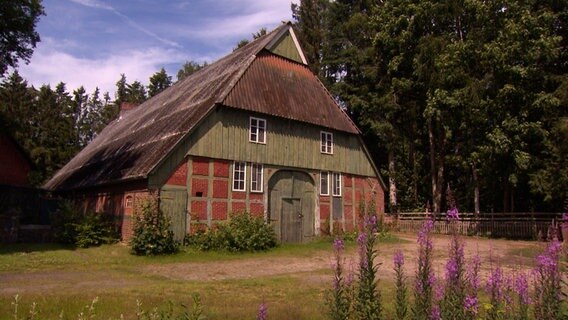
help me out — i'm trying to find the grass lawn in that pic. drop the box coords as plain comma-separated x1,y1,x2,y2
0,233,560,319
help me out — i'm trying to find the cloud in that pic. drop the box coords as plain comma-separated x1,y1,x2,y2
17,38,188,96
168,0,294,41
69,0,181,48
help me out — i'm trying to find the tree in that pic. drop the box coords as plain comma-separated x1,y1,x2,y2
148,67,172,97
125,81,146,104
291,0,329,77
233,27,268,51
176,61,208,82
114,74,127,106
0,0,45,76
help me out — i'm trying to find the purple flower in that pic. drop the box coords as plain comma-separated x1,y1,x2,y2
446,207,459,222
486,267,504,299
394,250,404,268
464,296,478,314
514,273,530,305
445,259,458,281
431,305,441,320
467,254,481,291
357,232,367,247
257,303,267,320
333,237,344,252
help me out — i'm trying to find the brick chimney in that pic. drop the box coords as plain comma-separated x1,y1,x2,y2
119,102,139,118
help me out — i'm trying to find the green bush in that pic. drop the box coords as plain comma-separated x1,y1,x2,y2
130,198,178,255
51,201,118,248
185,212,277,252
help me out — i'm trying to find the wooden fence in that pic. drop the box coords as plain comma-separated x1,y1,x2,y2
396,212,564,240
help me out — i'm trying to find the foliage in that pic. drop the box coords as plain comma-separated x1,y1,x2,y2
393,250,407,320
148,67,172,97
51,201,118,248
326,237,351,320
354,215,382,320
130,198,178,256
0,0,45,76
292,0,568,213
0,72,116,185
185,212,277,252
176,61,208,82
11,294,206,320
533,240,563,319
233,27,268,51
412,217,435,320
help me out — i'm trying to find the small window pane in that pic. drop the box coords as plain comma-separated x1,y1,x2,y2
320,172,329,195
332,173,341,196
321,131,333,154
233,161,246,191
251,163,263,192
250,117,266,144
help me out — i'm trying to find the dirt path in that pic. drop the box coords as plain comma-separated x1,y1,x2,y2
144,233,542,283
0,233,544,294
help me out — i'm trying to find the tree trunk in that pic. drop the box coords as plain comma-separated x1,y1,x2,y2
388,149,398,214
428,119,443,213
472,166,480,215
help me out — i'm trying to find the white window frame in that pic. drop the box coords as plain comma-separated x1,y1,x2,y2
125,195,133,208
250,163,264,193
320,171,330,195
321,131,333,154
249,117,266,144
232,161,246,191
332,172,342,197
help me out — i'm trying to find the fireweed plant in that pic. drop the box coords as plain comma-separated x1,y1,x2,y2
354,214,382,320
327,237,351,320
394,250,408,320
412,216,435,320
533,240,563,319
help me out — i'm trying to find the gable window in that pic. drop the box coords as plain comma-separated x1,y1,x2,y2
232,161,246,191
321,131,333,154
251,163,263,192
332,172,342,196
320,171,329,195
250,117,266,144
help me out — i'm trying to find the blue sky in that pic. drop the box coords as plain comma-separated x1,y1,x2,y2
17,0,295,96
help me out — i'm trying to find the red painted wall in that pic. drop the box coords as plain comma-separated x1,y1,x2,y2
0,134,31,186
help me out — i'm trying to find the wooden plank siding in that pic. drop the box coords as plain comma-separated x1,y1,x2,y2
150,107,376,186
268,31,303,64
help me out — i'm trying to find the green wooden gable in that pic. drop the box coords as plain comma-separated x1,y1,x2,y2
266,29,306,64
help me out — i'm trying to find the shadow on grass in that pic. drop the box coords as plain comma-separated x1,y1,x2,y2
0,242,76,255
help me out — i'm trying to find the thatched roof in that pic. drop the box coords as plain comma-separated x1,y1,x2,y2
45,23,360,191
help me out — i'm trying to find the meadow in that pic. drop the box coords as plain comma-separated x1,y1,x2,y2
0,232,550,319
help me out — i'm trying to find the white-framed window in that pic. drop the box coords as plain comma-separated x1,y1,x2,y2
125,195,133,208
249,117,266,144
232,161,246,191
332,172,342,196
251,163,263,192
320,171,329,195
321,131,333,154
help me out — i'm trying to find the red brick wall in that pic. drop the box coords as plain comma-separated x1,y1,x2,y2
166,161,187,186
0,134,31,186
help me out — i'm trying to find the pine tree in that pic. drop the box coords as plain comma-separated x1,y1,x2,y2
148,67,172,97
176,61,208,82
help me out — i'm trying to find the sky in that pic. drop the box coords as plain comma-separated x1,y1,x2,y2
15,0,296,97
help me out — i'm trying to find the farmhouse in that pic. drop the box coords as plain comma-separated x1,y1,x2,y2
45,23,385,243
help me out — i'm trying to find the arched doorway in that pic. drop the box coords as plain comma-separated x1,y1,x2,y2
268,170,315,243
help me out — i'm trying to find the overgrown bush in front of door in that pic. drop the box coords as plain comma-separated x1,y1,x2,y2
184,212,277,252
130,198,178,255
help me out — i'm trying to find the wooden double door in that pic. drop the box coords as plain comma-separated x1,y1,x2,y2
268,170,315,243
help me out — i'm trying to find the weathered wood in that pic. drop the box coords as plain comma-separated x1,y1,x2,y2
396,212,563,239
